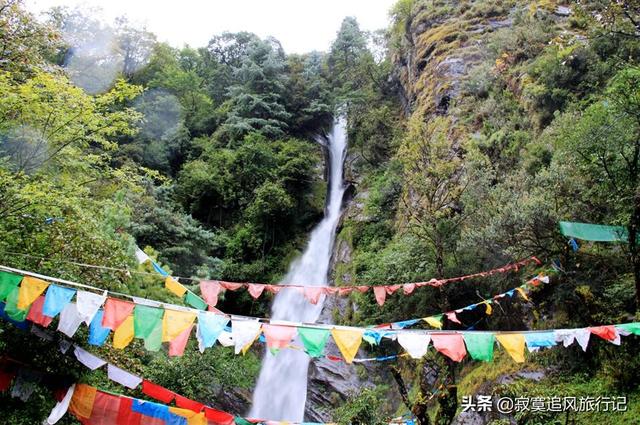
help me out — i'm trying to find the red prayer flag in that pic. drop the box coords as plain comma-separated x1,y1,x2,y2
385,285,401,295
175,394,204,413
102,298,135,330
373,286,386,306
431,334,467,362
337,287,353,296
141,380,175,404
590,325,618,342
220,281,242,291
403,283,415,295
26,295,53,327
303,287,325,304
445,312,462,325
200,281,221,307
203,406,235,425
247,284,265,299
355,286,369,293
262,324,296,350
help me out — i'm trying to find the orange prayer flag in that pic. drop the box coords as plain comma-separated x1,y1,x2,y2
17,276,50,310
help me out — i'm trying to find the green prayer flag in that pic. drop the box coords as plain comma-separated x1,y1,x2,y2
617,322,640,336
234,418,252,425
298,327,330,357
559,221,630,243
4,287,28,322
185,291,208,310
134,305,163,351
463,333,495,362
0,271,22,302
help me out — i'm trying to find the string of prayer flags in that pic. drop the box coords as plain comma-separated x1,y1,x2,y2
130,253,540,309
17,276,49,310
496,334,526,363
298,327,331,357
463,333,495,362
331,328,364,364
4,286,28,321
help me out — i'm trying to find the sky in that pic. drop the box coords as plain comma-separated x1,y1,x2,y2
25,0,398,54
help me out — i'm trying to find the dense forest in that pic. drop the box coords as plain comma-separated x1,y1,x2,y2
1,0,640,423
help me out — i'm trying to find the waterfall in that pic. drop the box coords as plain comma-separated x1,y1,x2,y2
249,116,348,421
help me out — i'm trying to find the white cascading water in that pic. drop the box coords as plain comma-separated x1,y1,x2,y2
249,117,348,421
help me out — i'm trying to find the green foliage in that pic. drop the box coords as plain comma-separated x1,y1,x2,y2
333,386,390,425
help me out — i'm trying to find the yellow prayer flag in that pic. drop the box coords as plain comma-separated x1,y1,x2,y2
169,408,207,425
516,287,530,301
424,316,443,329
162,309,197,342
17,276,50,310
331,328,363,364
165,276,187,297
496,333,526,363
113,315,134,349
484,301,493,315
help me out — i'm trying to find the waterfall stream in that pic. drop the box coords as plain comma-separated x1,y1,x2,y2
249,117,348,421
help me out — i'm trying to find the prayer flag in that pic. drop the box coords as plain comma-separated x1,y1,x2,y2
88,310,111,346
196,312,228,351
445,312,461,325
57,303,84,337
107,364,141,389
17,276,49,310
431,334,466,362
175,395,204,413
4,287,28,321
102,298,135,330
298,327,330,357
76,290,107,325
169,325,193,356
397,333,431,359
43,285,76,318
463,333,495,361
590,325,620,345
555,329,590,351
134,305,163,345
69,384,97,419
162,309,197,342
231,320,262,354
200,281,221,307
331,328,364,364
524,332,556,351
616,322,640,335
303,287,325,305
373,286,386,306
262,324,296,353
247,284,265,299
185,291,208,311
74,346,106,370
0,271,22,302
113,315,134,349
142,380,175,404
26,295,53,327
496,334,526,363
424,315,443,329
165,277,187,298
